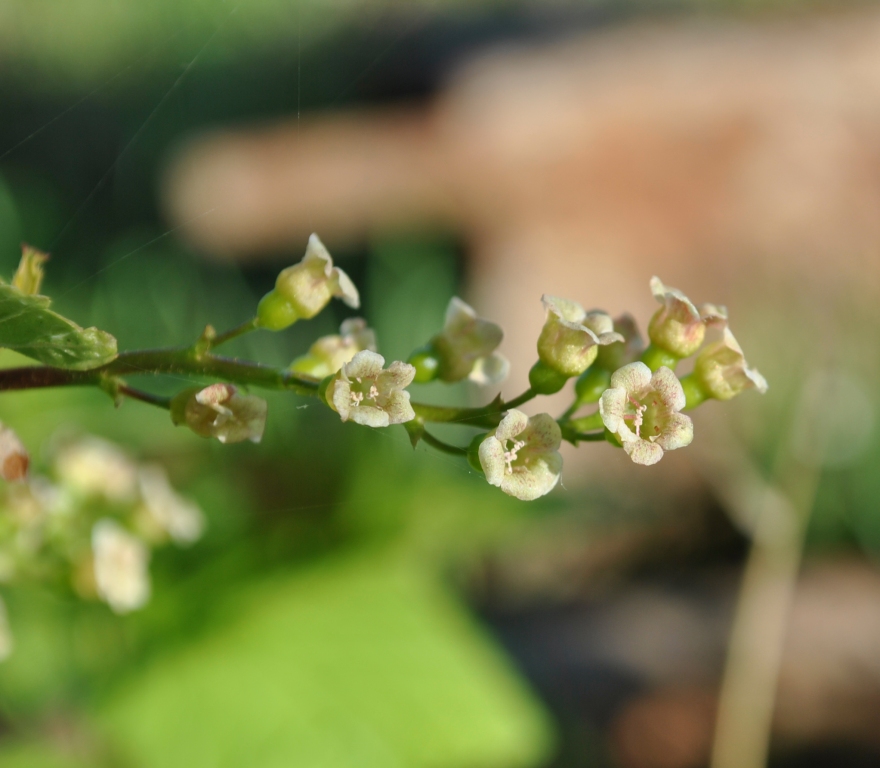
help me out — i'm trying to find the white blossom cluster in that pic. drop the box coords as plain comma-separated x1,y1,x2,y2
0,434,204,659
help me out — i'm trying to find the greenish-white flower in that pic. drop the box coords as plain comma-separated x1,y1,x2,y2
600,362,694,466
433,297,509,385
290,318,377,378
694,327,768,401
479,410,563,501
537,296,623,378
138,465,205,545
91,519,150,614
326,350,416,428
55,437,138,502
174,383,268,444
275,234,359,319
648,277,726,357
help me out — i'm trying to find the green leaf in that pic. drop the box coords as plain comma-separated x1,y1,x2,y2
99,550,554,768
0,285,117,370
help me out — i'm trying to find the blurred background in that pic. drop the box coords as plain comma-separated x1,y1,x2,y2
1,0,880,766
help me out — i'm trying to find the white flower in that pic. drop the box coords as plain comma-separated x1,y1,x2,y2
275,234,359,319
290,318,377,378
694,327,768,401
432,297,509,385
92,519,151,614
55,437,138,502
326,350,416,428
600,362,694,466
175,383,268,444
478,410,563,501
537,296,623,378
138,465,205,545
648,277,726,357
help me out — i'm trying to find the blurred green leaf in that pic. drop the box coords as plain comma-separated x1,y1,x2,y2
99,549,554,768
0,284,117,370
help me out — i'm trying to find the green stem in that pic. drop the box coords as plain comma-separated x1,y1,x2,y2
502,388,535,410
568,431,606,442
210,318,259,349
117,384,172,410
568,410,604,433
420,430,468,456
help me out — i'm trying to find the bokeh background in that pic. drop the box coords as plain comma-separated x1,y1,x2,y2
1,0,880,766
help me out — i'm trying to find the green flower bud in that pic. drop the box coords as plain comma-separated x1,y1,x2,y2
256,290,300,331
529,360,569,395
407,345,441,383
574,367,611,405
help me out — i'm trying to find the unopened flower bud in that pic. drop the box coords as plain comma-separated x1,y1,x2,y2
537,296,623,378
290,318,377,378
91,519,151,614
647,277,726,358
693,327,768,401
0,424,28,482
257,234,359,330
172,383,267,444
325,350,416,428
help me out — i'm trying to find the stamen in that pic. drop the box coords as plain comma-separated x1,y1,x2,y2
503,439,526,474
368,385,379,400
624,395,647,438
350,391,364,407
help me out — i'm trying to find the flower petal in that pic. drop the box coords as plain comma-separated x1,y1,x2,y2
650,366,686,411
479,436,506,487
624,439,664,466
495,409,529,443
655,412,694,451
469,352,510,386
502,452,563,500
609,362,652,395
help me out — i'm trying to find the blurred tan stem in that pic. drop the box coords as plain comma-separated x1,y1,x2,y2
704,422,822,768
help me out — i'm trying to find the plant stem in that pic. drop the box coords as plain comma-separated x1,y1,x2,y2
210,318,259,349
420,430,468,456
502,388,535,410
117,384,172,410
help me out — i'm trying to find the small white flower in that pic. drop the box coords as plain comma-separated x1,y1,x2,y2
55,437,138,502
177,383,268,444
648,277,726,357
92,519,151,614
290,318,377,378
274,234,359,320
138,465,205,545
433,297,509,385
600,362,694,466
479,410,563,501
326,350,415,428
537,296,623,378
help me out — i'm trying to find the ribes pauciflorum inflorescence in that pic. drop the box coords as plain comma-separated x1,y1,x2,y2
0,237,767,650
0,236,767,503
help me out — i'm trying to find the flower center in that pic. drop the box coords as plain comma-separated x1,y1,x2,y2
503,439,526,474
623,393,664,441
349,380,380,407
623,396,648,438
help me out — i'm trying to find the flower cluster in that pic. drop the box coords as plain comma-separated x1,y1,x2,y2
0,434,204,659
